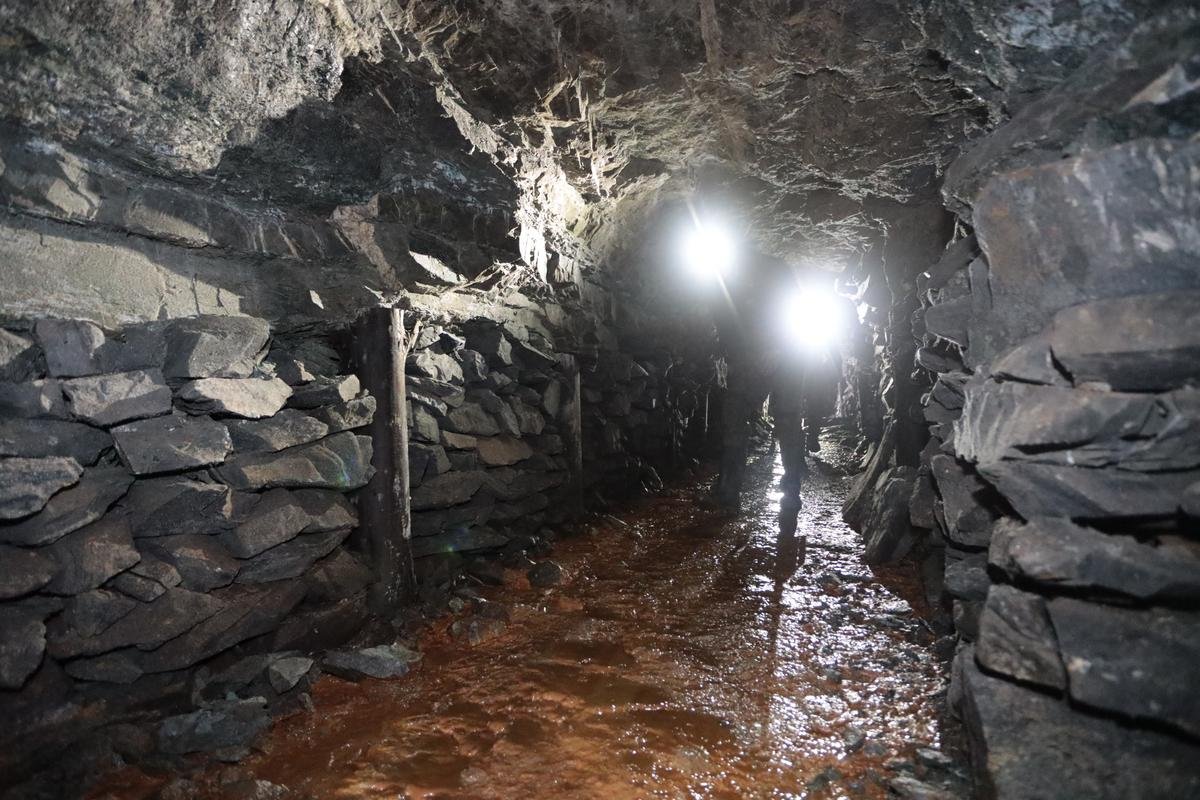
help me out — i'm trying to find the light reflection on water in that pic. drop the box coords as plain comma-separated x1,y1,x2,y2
93,435,946,800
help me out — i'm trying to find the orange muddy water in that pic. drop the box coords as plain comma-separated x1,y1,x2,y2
93,437,949,799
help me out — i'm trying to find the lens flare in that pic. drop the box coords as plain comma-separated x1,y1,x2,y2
780,288,842,350
680,222,736,281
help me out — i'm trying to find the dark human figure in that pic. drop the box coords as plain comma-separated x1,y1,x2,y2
710,254,813,515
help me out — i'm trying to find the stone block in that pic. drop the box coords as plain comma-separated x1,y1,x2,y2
322,643,421,681
961,656,1200,800
459,349,488,383
123,476,234,537
225,409,329,453
217,432,373,491
46,586,225,659
112,413,232,475
407,351,463,384
0,607,45,689
1047,291,1200,391
62,368,171,426
930,455,996,549
476,436,533,466
978,461,1195,520
267,656,314,694
0,456,82,521
990,517,1200,602
0,465,132,546
444,400,501,436
220,488,356,558
147,534,241,591
468,328,513,366
235,528,350,584
34,318,104,377
161,315,270,379
0,379,69,419
286,375,360,409
42,513,141,595
310,395,375,433
0,418,112,465
0,329,41,382
0,544,57,600
177,377,292,418
304,549,374,603
1048,598,1200,738
509,398,546,435
975,585,1066,690
157,697,271,755
411,471,487,511
59,589,137,638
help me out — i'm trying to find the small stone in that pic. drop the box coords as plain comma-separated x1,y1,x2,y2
62,369,172,426
157,697,271,755
843,727,866,752
42,513,141,595
450,616,507,646
466,557,506,586
287,375,361,409
34,318,104,377
527,560,563,588
112,413,232,475
322,642,421,680
889,776,955,800
162,316,270,379
177,377,293,418
0,456,82,520
267,655,314,694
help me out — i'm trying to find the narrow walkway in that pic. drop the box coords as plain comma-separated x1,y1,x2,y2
110,433,949,799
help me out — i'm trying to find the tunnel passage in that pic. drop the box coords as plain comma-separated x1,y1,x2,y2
0,2,1198,799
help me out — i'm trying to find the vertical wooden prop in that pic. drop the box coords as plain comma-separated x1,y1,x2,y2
352,306,417,615
559,354,584,518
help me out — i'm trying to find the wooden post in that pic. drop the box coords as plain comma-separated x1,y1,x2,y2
350,306,417,615
559,354,584,519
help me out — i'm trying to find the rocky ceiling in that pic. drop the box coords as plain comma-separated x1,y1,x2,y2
0,0,1161,282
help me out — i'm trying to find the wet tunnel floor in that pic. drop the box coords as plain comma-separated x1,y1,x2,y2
99,433,949,799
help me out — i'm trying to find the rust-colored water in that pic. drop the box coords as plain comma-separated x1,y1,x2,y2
94,439,947,799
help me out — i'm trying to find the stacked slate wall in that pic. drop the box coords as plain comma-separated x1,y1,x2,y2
402,317,575,575
0,313,378,781
907,10,1200,798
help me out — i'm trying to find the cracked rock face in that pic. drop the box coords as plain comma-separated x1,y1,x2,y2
0,0,1157,281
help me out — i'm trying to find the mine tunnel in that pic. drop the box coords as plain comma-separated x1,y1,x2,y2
0,2,1197,799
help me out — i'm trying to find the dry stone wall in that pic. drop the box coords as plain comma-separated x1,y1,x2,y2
902,10,1200,797
0,312,378,781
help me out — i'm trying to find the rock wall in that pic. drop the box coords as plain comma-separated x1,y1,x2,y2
905,8,1200,798
0,312,381,783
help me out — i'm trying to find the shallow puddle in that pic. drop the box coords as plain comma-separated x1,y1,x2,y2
94,436,948,799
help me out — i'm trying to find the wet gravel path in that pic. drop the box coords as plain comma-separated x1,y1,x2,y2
94,433,952,799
